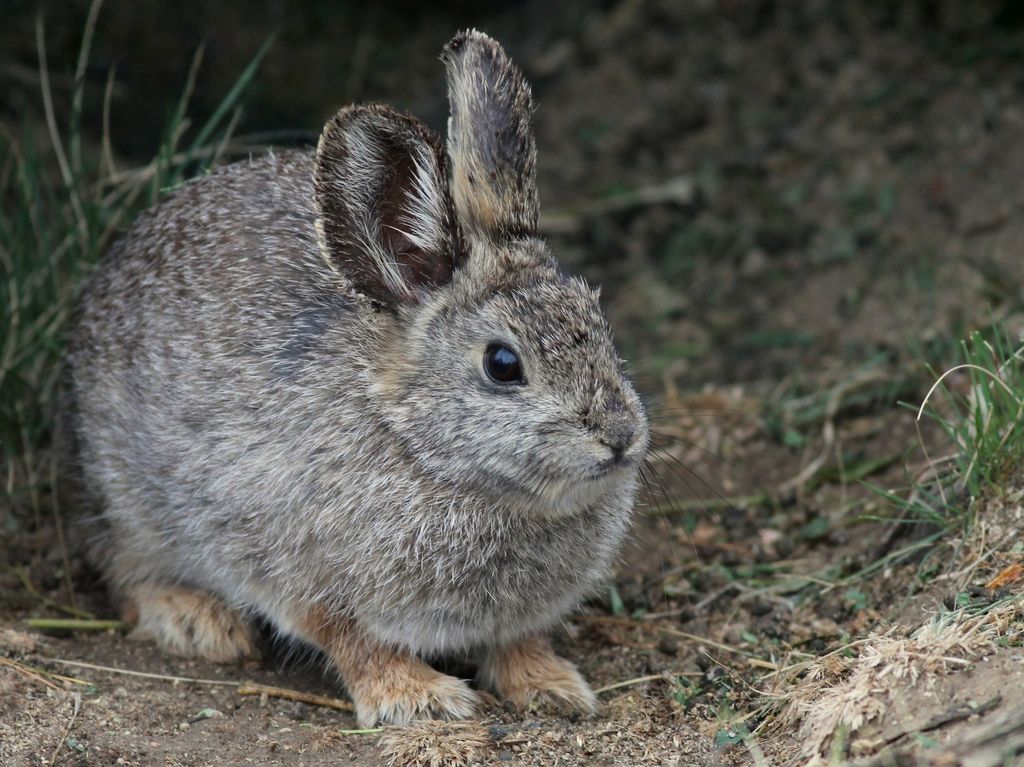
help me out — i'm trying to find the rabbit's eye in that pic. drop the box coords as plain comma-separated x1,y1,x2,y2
484,344,524,384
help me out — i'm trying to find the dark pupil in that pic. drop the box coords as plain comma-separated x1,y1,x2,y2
485,345,522,383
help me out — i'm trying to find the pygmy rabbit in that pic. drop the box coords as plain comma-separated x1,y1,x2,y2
66,30,649,726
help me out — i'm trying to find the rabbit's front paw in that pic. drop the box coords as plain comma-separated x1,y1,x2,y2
350,660,479,727
296,610,479,727
480,635,597,714
125,583,258,664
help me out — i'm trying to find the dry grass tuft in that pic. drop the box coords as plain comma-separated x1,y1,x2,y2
780,600,1023,763
379,720,491,767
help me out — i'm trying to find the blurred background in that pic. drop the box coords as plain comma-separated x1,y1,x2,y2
3,2,1024,764
5,0,1024,394
7,0,1024,525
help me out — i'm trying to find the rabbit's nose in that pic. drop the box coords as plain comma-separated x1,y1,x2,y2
587,388,646,462
600,421,639,463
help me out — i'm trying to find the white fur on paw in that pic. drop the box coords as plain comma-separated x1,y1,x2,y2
129,584,257,664
353,672,479,727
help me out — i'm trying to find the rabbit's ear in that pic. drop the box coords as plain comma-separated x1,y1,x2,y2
441,30,538,240
314,105,464,306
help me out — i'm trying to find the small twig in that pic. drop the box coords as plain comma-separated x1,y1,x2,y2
757,633,887,681
660,627,758,658
576,613,781,667
0,657,64,691
592,671,708,696
593,674,666,695
49,692,82,767
26,618,127,632
699,653,789,706
237,683,354,712
35,656,240,686
36,657,355,713
0,657,91,688
8,566,94,619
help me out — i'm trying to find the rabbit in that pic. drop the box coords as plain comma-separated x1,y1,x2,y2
65,29,649,727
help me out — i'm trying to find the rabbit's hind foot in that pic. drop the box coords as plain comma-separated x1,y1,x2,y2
479,634,597,714
123,582,258,664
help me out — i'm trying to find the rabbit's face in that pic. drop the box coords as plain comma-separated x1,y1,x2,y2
375,242,648,517
313,33,647,517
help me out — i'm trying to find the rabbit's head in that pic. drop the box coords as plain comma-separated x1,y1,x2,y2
313,31,648,518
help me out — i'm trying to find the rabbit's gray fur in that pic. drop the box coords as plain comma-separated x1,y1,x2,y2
67,30,648,716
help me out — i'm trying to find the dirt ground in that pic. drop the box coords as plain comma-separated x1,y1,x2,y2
3,2,1024,765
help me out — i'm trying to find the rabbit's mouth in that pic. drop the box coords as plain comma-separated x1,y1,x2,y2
497,427,649,518
591,457,638,479
518,459,641,519
593,439,647,476
586,424,649,478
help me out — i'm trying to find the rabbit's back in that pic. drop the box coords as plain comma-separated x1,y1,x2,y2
68,150,364,591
